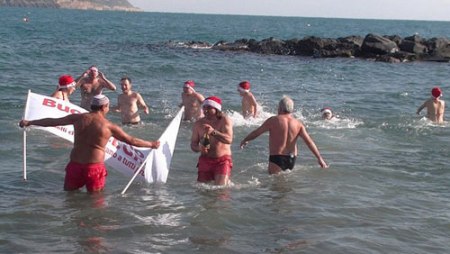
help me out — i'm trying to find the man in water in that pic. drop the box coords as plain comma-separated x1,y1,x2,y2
240,96,328,174
417,86,445,124
19,94,160,192
190,96,233,185
237,81,258,119
76,65,117,110
114,77,149,124
321,107,334,120
51,75,76,102
179,80,205,121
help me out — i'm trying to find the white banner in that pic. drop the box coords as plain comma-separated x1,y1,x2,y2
23,91,184,183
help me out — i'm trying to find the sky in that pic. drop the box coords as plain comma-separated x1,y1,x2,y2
128,0,450,21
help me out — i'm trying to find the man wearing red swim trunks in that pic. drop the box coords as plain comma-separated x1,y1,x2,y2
190,96,233,185
240,96,328,174
19,94,160,192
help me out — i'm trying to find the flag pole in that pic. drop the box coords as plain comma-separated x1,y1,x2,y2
23,128,27,181
121,151,153,195
22,90,31,181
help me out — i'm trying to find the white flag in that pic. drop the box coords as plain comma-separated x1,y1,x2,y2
23,91,183,183
144,105,184,183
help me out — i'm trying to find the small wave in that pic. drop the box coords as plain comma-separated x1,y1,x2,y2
227,109,275,127
192,176,261,191
308,117,363,129
166,40,212,49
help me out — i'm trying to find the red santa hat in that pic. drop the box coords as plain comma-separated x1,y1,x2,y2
238,81,251,93
202,96,222,111
58,75,76,89
183,80,196,92
321,107,332,114
431,87,442,98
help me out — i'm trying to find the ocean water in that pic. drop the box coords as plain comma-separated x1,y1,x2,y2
1,7,450,253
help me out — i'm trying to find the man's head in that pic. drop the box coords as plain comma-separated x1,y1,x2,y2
183,80,195,94
432,87,442,98
202,96,222,117
120,77,132,93
88,65,99,78
91,94,110,112
321,107,333,120
237,81,251,94
278,96,294,114
58,75,76,93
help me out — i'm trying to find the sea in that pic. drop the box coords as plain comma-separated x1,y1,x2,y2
1,7,449,254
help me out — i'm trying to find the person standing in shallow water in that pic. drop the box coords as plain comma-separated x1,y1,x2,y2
417,86,445,124
114,76,149,125
19,95,160,193
240,96,328,174
179,80,205,121
51,75,76,102
190,96,233,185
237,81,258,119
76,65,117,110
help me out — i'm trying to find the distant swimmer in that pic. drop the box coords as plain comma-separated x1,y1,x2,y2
51,75,76,102
76,65,117,110
179,80,205,121
237,81,258,119
417,86,445,124
321,107,334,120
19,95,160,193
191,96,233,185
240,96,328,174
114,76,149,125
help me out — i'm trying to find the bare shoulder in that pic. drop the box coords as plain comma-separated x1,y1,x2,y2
222,114,233,125
194,92,205,101
106,119,122,133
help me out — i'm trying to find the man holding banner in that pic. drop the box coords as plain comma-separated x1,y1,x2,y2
19,94,160,193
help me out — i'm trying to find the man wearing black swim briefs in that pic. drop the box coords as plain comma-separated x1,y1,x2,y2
240,96,328,174
269,154,297,171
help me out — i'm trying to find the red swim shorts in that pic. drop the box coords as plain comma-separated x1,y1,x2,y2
64,161,108,192
197,155,232,182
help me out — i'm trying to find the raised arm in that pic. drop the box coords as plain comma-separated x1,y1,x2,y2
195,93,205,104
98,72,117,91
110,124,159,148
19,114,79,128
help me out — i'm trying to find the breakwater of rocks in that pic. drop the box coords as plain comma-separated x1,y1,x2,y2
182,33,450,63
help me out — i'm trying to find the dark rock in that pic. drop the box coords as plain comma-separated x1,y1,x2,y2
424,37,450,62
204,34,450,63
385,35,403,45
361,33,399,56
376,55,401,63
248,37,289,55
399,40,427,55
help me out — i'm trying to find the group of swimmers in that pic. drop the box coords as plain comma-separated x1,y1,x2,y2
19,65,445,191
